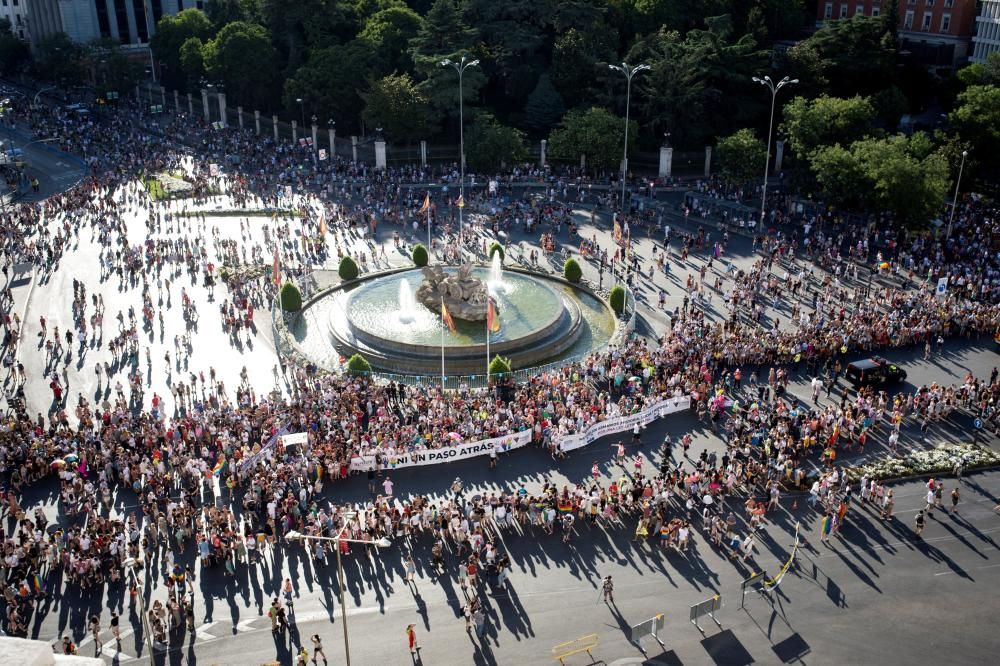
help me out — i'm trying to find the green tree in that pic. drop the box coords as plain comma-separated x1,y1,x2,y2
32,33,85,84
550,28,614,110
464,112,526,171
608,284,626,314
179,37,206,84
949,85,1000,166
346,353,373,374
785,16,896,98
956,53,1000,88
359,6,424,76
0,30,30,76
412,243,429,266
284,42,377,131
362,73,431,143
408,0,483,122
523,74,565,133
263,0,351,75
203,22,280,109
90,40,146,93
548,107,634,169
854,133,949,228
564,257,583,283
151,9,213,91
339,256,360,281
205,0,263,29
716,128,766,187
488,354,512,375
279,282,302,311
781,94,877,159
808,143,867,209
488,241,504,262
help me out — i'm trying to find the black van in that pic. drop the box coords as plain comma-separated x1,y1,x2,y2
845,357,907,387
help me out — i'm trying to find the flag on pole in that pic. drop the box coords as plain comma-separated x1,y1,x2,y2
318,210,328,236
441,301,456,333
419,192,430,214
272,248,280,286
457,194,465,209
211,455,227,478
487,297,501,333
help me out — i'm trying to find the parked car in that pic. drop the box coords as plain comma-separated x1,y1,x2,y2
845,357,907,387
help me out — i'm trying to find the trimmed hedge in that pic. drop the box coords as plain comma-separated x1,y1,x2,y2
609,284,626,315
563,257,582,283
339,256,359,281
346,354,372,375
412,243,429,267
489,242,505,262
279,282,302,312
488,354,512,376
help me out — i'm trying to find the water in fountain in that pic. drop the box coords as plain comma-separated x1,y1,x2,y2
397,278,416,323
488,252,508,294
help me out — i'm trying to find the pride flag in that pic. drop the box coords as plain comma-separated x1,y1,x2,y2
441,301,456,333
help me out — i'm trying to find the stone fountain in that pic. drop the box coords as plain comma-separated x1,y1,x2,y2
415,263,489,320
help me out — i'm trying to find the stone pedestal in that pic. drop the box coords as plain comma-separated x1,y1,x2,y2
704,146,713,177
420,140,427,167
659,146,673,178
237,106,243,129
173,89,179,113
580,154,586,169
329,128,336,158
218,92,227,128
540,139,546,166
255,110,261,135
201,89,209,120
187,92,193,115
291,120,297,143
775,139,785,173
375,139,387,170
311,124,318,151
351,136,358,162
272,115,278,141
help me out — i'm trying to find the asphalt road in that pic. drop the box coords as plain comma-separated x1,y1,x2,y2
0,124,86,203
17,338,998,665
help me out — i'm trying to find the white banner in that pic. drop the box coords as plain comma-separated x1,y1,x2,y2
280,432,308,448
556,395,691,453
350,429,532,472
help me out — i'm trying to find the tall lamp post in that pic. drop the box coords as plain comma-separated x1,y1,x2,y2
947,149,968,237
286,528,391,666
752,74,797,227
440,56,479,259
123,557,156,666
608,62,649,212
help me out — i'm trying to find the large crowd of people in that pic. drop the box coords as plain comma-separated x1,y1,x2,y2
0,83,998,657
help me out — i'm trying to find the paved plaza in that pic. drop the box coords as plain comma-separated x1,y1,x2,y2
1,83,1000,666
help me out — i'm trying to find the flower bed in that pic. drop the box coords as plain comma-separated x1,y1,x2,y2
848,443,1000,482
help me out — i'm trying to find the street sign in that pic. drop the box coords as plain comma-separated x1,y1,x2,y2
974,418,983,429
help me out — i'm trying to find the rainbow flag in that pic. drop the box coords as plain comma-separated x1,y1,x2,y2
211,455,226,478
32,574,45,594
558,502,574,514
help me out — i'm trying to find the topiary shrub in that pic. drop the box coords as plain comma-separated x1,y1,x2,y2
412,243,429,267
608,284,626,315
338,256,359,281
488,242,504,262
279,282,302,312
488,354,512,376
346,353,372,375
563,257,582,283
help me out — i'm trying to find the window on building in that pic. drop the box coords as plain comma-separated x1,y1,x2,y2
941,13,951,32
922,12,932,30
825,2,833,18
925,0,933,6
132,0,149,42
1,1,8,8
11,0,16,6
96,0,111,39
113,0,131,43
840,3,848,17
872,6,880,16
855,4,864,15
944,0,953,6
904,10,914,28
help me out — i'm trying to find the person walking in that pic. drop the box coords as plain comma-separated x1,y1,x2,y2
89,615,101,654
406,623,419,655
310,635,328,665
915,509,926,537
405,555,416,585
473,607,486,639
950,487,960,514
602,575,614,603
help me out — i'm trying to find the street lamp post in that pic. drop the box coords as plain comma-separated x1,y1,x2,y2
440,56,479,259
947,149,968,237
608,62,650,212
285,528,391,666
752,75,798,227
296,98,305,130
123,557,156,666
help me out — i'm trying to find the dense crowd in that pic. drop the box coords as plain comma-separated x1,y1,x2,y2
0,84,999,653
